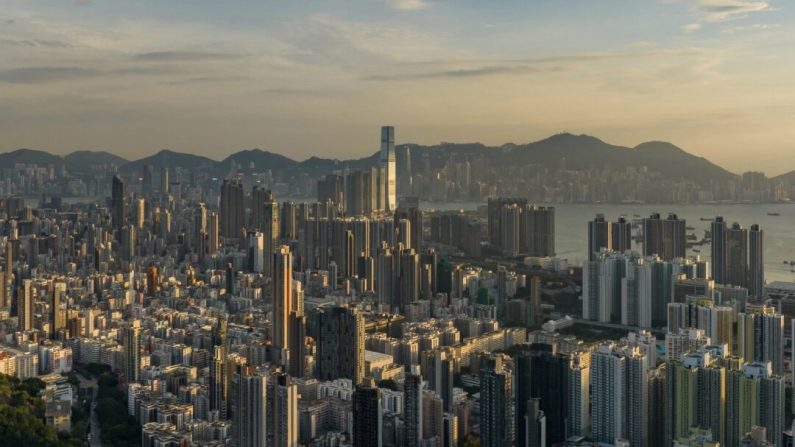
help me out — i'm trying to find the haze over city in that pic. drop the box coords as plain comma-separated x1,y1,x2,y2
1,0,794,173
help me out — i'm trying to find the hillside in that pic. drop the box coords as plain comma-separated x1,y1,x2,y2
0,134,741,187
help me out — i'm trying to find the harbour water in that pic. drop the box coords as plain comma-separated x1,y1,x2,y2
424,201,795,283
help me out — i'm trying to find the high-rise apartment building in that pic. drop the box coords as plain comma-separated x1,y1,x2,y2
380,126,397,212
220,178,245,240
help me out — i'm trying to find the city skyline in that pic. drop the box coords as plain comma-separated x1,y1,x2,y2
1,1,794,173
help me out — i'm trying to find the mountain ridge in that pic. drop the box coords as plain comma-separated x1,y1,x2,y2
0,134,742,186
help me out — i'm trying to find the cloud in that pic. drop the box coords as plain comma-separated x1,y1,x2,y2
0,66,98,83
364,65,565,80
74,0,92,5
682,23,703,33
693,0,769,22
133,51,242,62
389,0,431,11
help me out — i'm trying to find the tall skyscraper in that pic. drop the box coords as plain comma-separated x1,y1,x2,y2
380,126,396,212
479,356,510,447
515,344,568,447
210,345,228,419
232,366,268,447
404,373,424,447
711,217,727,284
738,305,784,375
643,212,686,260
112,174,127,238
18,278,33,331
160,167,169,198
124,319,142,383
272,246,293,356
50,281,66,339
749,224,764,298
315,306,365,384
220,178,245,240
270,373,298,447
725,222,748,288
353,383,382,447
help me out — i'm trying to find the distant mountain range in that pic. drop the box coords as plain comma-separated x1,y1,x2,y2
2,133,778,185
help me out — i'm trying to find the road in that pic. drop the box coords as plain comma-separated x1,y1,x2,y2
77,375,102,447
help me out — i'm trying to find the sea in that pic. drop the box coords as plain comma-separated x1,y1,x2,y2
423,202,795,283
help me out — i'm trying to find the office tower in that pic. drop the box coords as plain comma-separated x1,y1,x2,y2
380,126,397,212
232,366,267,447
711,217,727,284
271,373,298,447
207,211,219,254
725,222,749,288
124,319,142,383
591,342,648,447
353,384,382,447
50,281,66,339
643,213,686,260
749,224,764,298
404,373,423,447
726,362,785,447
738,305,784,374
315,306,365,384
272,246,293,355
567,350,591,439
479,356,510,447
220,178,245,240
112,174,127,238
160,167,169,197
18,278,33,331
515,344,568,447
246,231,265,273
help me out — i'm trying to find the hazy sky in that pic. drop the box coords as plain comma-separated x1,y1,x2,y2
1,1,793,174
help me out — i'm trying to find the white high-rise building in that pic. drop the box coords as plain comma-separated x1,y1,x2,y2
380,126,396,211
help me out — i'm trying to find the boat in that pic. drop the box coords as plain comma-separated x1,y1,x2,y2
768,212,780,216
699,217,714,222
693,249,701,253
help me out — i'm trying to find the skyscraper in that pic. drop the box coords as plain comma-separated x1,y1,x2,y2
270,373,298,447
353,383,382,447
725,222,748,288
272,246,293,356
711,217,727,284
479,356,510,447
18,278,33,331
749,224,764,298
404,373,424,447
232,366,268,447
124,319,142,383
643,212,686,260
112,174,127,238
50,281,66,339
380,126,396,212
515,344,568,447
220,178,245,240
315,306,365,384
